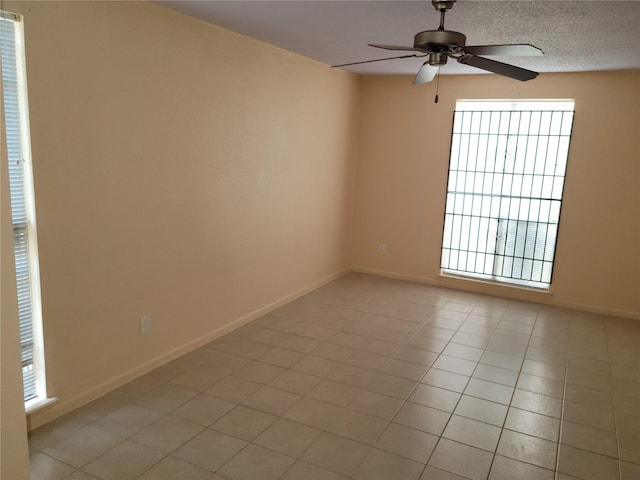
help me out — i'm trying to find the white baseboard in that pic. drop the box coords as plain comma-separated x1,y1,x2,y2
27,268,349,430
350,266,640,320
350,266,437,286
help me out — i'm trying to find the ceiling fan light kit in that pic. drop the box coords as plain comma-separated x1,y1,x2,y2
333,0,543,85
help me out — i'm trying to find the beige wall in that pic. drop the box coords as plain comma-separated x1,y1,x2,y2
2,0,359,429
352,71,640,318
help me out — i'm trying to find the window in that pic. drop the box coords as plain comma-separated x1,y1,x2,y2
1,11,48,409
441,100,575,289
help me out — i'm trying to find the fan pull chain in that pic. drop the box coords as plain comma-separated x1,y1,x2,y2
434,67,441,103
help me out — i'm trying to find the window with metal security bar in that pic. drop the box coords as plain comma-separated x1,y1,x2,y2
1,11,48,408
441,100,575,289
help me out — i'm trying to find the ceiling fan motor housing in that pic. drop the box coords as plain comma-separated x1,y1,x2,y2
414,30,466,52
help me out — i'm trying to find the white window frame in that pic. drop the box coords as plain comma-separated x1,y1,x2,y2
1,10,52,412
440,99,575,290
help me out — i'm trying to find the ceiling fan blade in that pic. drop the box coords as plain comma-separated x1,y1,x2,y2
463,44,544,57
458,55,539,81
369,43,425,52
413,63,439,85
332,54,424,68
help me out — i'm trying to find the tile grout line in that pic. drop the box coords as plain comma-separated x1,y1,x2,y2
603,317,624,480
551,316,569,480
477,301,538,479
408,301,486,479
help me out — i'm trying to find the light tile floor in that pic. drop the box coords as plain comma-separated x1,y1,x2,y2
29,273,640,480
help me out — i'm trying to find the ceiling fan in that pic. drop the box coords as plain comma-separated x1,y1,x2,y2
334,0,543,84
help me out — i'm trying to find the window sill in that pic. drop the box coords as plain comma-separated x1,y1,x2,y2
25,396,58,414
439,272,552,295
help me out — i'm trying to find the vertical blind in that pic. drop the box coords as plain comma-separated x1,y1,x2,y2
1,12,38,401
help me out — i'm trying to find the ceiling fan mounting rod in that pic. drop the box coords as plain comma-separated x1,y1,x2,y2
432,1,456,30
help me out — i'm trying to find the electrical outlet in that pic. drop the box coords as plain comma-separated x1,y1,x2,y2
140,315,151,335
378,243,386,255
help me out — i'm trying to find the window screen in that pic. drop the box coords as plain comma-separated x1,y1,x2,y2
441,100,574,289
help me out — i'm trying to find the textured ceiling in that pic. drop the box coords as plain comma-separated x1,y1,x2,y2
156,1,640,77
